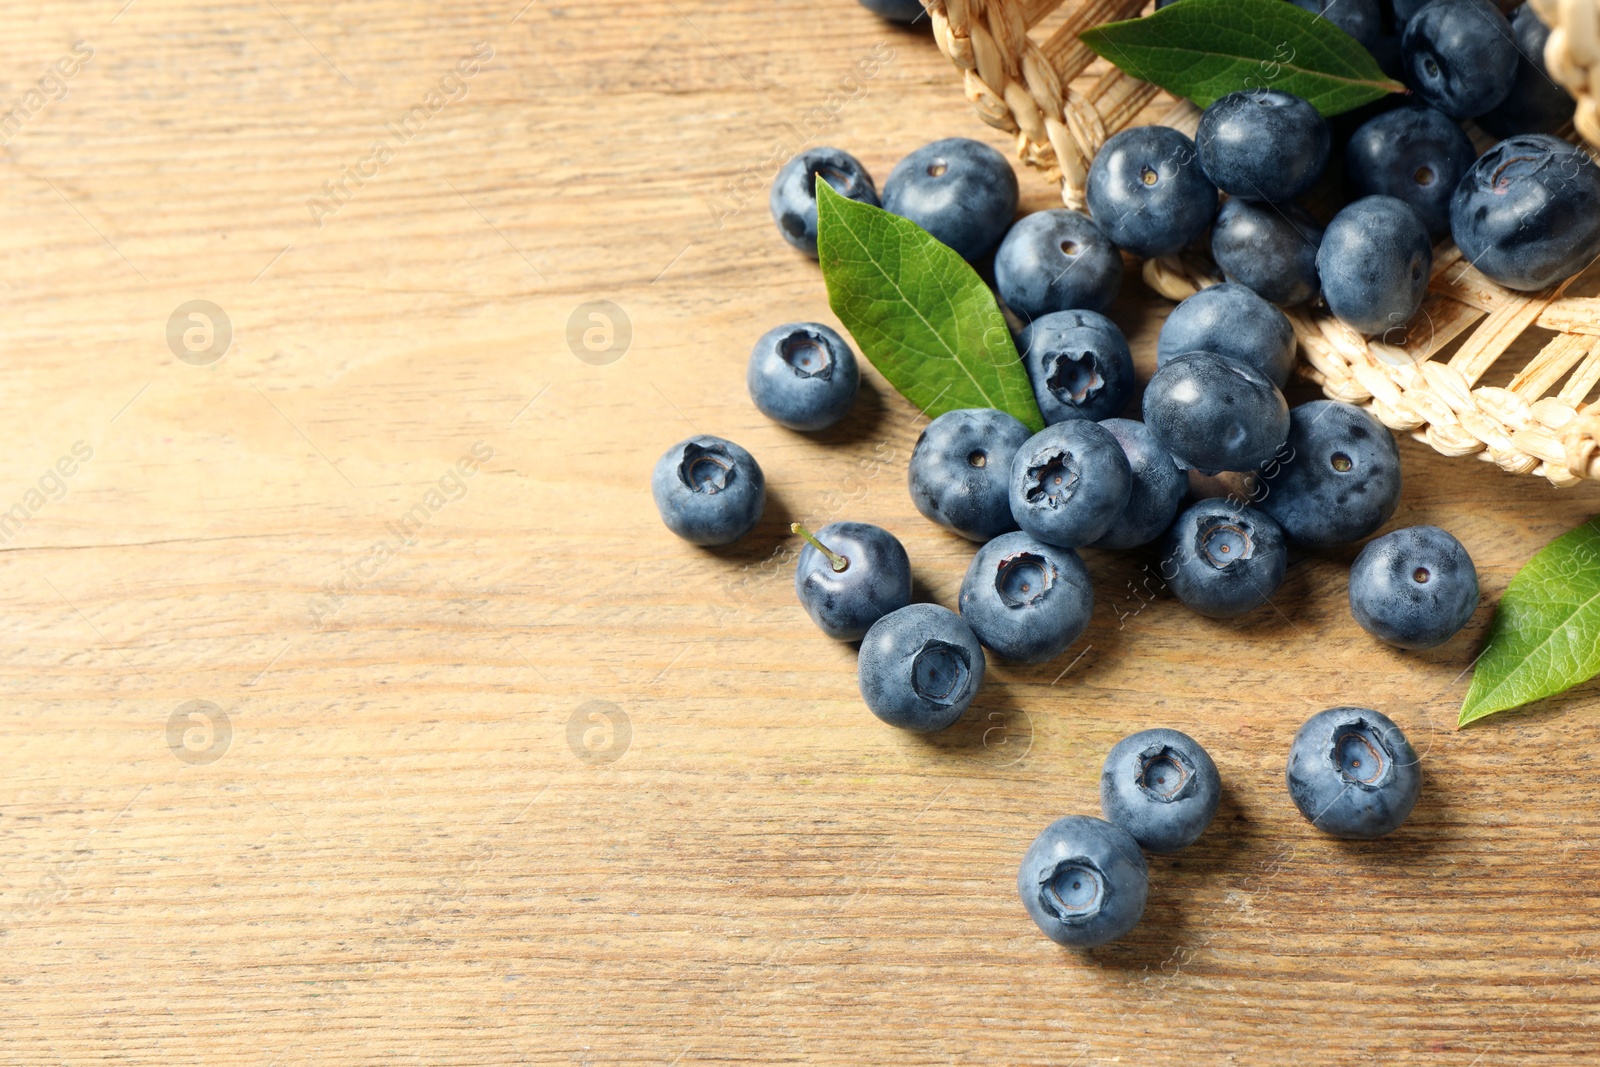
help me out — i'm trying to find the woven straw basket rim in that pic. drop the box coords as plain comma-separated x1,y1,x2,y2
924,0,1600,486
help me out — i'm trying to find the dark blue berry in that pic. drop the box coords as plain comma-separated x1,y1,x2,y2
1287,707,1421,839
793,522,914,641
1142,352,1290,474
883,138,1019,261
959,531,1093,663
1017,815,1148,948
1008,421,1133,548
1316,195,1432,336
1401,0,1518,119
1100,728,1221,853
858,604,985,732
1291,0,1383,49
1018,310,1135,425
1480,4,1576,136
1349,525,1479,649
908,408,1030,541
1450,133,1600,291
1157,283,1297,388
770,147,879,258
1086,126,1218,258
1093,419,1186,550
1210,198,1323,306
1163,499,1289,618
1344,105,1476,237
651,435,765,545
994,209,1123,321
1196,89,1330,201
746,322,859,431
1258,400,1402,548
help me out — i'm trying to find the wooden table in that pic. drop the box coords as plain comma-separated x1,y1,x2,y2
4,2,1599,1063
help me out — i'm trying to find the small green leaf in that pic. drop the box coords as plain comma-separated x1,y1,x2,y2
1460,520,1600,727
1081,0,1406,116
815,182,1043,433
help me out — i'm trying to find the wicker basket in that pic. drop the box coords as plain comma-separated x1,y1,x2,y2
924,0,1600,486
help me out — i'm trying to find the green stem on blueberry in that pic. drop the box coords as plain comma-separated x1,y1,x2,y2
791,522,849,572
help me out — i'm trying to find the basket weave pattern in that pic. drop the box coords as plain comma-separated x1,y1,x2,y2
925,0,1600,486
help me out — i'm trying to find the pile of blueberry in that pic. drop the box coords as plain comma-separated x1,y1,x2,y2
653,0,1592,948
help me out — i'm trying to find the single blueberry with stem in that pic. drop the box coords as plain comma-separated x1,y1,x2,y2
792,521,913,641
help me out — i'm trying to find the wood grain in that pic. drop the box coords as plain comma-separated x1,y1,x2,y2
2,2,1599,1064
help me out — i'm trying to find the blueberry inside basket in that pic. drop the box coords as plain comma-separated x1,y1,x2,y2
922,0,1600,485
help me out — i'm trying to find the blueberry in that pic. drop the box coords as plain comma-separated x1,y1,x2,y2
1290,0,1383,49
993,210,1123,321
1099,728,1221,853
1210,198,1323,306
1349,525,1479,649
1286,706,1421,839
792,521,914,641
1157,283,1297,388
1258,401,1402,548
1093,419,1186,550
958,531,1093,663
1401,0,1518,119
651,435,765,545
1316,195,1432,336
1195,89,1331,202
1142,352,1290,474
1450,134,1600,292
1480,4,1576,137
746,322,859,431
1008,421,1133,548
858,603,985,732
1086,126,1218,258
1344,105,1477,237
883,138,1019,261
769,147,880,258
856,0,926,22
1018,310,1135,425
908,408,1031,541
1163,499,1289,618
1017,815,1148,948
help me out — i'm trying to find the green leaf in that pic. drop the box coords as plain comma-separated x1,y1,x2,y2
1080,0,1406,116
1460,520,1600,727
815,182,1043,433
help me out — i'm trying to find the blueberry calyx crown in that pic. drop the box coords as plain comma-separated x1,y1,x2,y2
1135,743,1194,803
1329,716,1393,790
1024,450,1080,508
995,551,1055,608
679,442,736,494
1045,351,1106,406
1195,515,1256,569
779,329,834,380
910,640,972,706
1036,858,1107,923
